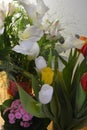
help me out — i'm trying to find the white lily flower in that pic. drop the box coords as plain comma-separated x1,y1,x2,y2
12,39,40,59
39,84,53,104
19,25,43,41
35,56,47,71
55,36,85,53
17,0,49,25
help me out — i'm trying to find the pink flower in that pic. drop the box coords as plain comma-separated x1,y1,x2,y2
11,99,21,108
23,122,30,128
22,113,30,121
9,119,15,124
20,121,31,128
8,113,15,120
10,109,15,113
15,112,22,119
20,108,26,115
28,114,33,120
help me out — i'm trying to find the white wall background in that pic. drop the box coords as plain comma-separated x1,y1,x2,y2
44,0,87,36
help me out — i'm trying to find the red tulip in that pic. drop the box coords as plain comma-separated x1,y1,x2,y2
80,44,87,57
79,36,87,57
81,72,87,91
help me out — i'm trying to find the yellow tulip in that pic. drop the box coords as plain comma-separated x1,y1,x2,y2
41,67,54,85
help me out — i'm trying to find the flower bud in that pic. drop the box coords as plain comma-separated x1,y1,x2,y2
39,84,53,104
35,56,47,71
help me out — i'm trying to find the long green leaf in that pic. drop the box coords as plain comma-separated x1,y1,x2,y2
18,86,46,118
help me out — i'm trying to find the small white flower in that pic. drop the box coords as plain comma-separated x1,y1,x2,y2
35,56,47,71
39,84,53,104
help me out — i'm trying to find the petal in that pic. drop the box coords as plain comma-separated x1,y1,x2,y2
37,0,49,16
28,42,40,60
12,39,34,55
19,25,43,41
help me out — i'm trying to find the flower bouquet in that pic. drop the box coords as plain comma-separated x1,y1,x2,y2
0,0,87,130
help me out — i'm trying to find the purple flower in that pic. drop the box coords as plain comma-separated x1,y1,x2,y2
22,113,31,121
9,119,15,124
23,122,30,128
11,99,21,108
8,113,15,120
10,109,15,113
20,108,26,115
28,114,33,120
15,112,22,119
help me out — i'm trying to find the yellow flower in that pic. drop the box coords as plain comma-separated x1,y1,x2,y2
41,67,54,85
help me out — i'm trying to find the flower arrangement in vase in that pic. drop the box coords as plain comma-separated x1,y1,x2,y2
0,0,87,130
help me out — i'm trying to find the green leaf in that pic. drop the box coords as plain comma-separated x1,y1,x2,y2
75,84,86,117
18,85,46,118
68,115,87,130
53,71,73,129
74,57,87,116
63,49,79,93
47,48,52,67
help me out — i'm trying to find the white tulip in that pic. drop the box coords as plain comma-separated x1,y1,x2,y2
35,56,47,71
39,84,53,104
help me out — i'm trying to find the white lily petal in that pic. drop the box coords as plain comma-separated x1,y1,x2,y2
12,39,34,55
35,56,47,71
20,39,34,49
39,84,53,104
28,42,40,60
12,45,29,55
37,0,49,16
19,25,43,41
